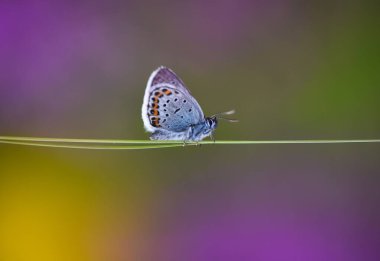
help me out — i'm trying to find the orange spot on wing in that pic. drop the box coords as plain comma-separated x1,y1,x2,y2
164,90,172,95
155,91,164,98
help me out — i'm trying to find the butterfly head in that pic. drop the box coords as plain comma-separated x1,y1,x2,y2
204,116,218,134
197,111,236,140
202,110,237,137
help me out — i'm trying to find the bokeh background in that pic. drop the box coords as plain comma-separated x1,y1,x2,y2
1,1,380,260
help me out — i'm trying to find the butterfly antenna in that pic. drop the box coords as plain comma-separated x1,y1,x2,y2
212,109,235,116
217,117,239,123
212,110,238,122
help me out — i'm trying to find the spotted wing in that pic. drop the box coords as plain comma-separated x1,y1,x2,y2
142,66,204,132
150,66,192,96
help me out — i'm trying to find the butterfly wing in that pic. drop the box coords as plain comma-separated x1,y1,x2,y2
142,66,204,133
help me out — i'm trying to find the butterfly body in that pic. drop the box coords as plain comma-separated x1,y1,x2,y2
149,117,217,141
141,66,219,142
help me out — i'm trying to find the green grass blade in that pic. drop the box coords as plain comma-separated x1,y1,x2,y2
1,136,380,144
198,139,380,144
0,136,379,150
0,140,184,150
0,136,168,144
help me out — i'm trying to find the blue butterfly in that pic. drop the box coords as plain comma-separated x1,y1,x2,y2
142,66,236,142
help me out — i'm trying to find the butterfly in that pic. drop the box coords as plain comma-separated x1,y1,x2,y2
142,66,236,142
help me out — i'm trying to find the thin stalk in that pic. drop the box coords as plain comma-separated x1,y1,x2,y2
0,136,379,150
0,136,380,144
0,136,167,144
0,140,184,150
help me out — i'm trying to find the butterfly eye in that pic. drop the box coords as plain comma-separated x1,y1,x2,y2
206,117,218,129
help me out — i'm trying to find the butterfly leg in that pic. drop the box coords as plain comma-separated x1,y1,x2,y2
210,133,216,143
182,137,188,146
183,126,194,146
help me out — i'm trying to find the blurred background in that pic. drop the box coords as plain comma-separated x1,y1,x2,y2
1,1,379,260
